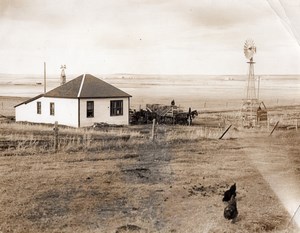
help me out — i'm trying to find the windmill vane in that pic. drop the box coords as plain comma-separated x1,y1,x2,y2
244,39,257,60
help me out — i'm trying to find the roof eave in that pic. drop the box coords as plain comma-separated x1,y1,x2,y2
14,94,44,108
79,95,132,99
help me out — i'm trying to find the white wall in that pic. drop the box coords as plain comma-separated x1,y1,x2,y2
79,97,129,127
15,97,79,127
15,96,130,127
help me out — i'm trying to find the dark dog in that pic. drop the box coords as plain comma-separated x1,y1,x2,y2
222,183,236,202
224,196,238,221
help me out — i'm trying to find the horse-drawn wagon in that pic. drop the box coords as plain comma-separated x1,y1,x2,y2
130,102,198,125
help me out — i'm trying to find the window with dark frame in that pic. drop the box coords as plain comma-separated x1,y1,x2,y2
37,101,41,114
50,102,55,116
110,100,123,116
86,101,94,118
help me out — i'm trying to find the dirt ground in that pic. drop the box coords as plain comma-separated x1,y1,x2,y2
0,125,299,232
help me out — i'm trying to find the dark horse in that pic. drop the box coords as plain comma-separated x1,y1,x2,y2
130,109,157,124
175,110,198,125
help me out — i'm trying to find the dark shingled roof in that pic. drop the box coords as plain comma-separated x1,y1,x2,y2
15,74,131,107
44,74,131,98
44,75,83,98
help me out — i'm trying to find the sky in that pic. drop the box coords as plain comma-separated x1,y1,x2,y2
0,0,300,75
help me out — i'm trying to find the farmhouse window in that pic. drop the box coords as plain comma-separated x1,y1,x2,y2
50,102,55,116
37,101,41,114
87,101,94,118
110,100,123,116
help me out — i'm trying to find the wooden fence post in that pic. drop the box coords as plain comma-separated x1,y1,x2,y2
83,133,87,150
151,119,156,141
83,133,91,150
53,121,59,152
87,133,91,147
188,107,191,126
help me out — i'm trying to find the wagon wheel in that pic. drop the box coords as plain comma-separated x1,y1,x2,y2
164,116,174,124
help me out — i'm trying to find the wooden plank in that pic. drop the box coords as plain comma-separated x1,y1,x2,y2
269,121,279,136
219,125,232,140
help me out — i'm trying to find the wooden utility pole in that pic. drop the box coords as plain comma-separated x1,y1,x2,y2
44,62,47,93
257,76,260,101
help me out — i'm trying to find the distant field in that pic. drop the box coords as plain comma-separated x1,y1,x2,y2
0,74,299,117
0,96,28,116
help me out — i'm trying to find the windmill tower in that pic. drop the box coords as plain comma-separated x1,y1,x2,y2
242,39,259,126
60,65,66,85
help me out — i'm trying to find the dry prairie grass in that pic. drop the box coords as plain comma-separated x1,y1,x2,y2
0,122,229,156
0,96,300,232
0,121,299,232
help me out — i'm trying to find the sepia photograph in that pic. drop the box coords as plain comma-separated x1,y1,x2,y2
0,0,300,232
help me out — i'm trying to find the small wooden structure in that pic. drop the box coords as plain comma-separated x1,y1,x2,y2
257,101,268,123
241,101,267,127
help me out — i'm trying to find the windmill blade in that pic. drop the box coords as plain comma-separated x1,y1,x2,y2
244,39,256,60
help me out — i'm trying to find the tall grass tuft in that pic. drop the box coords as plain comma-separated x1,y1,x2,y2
0,122,228,156
163,126,223,143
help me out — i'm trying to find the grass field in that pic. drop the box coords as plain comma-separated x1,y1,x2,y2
0,108,300,232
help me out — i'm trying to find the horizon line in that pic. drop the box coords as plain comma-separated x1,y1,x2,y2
0,72,300,77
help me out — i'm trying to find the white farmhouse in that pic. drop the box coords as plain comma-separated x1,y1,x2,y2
15,74,132,127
